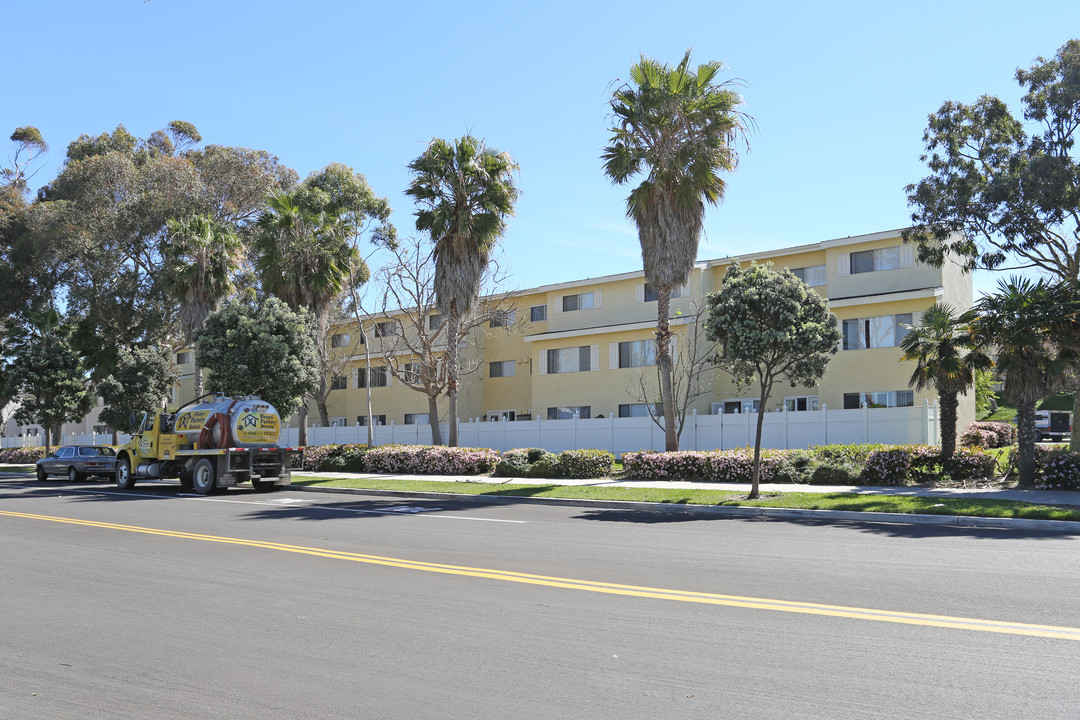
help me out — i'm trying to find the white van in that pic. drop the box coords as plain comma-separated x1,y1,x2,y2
1034,410,1072,441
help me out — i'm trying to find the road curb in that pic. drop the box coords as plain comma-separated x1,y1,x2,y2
288,484,1080,533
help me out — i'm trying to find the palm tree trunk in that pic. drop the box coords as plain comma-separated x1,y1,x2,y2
1071,386,1080,452
446,306,460,447
1015,397,1037,488
656,286,678,451
939,391,959,460
428,395,443,446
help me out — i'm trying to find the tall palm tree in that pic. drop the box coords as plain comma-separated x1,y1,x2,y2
900,302,990,460
163,214,242,399
405,136,519,447
253,190,361,442
603,50,749,451
967,278,1075,487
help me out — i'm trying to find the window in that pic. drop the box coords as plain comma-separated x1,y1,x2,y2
843,390,915,409
176,352,192,365
486,410,517,421
428,314,443,331
330,375,348,390
562,292,594,312
618,340,656,368
357,366,388,388
490,360,515,378
546,346,591,373
357,415,386,426
92,425,109,435
842,313,913,350
619,403,658,418
784,396,819,412
489,309,516,328
80,446,115,456
331,333,350,348
58,447,74,458
790,265,826,286
850,246,901,274
374,321,399,337
530,305,547,322
715,399,760,414
404,413,429,425
329,417,348,427
643,283,688,302
402,363,420,384
547,406,591,419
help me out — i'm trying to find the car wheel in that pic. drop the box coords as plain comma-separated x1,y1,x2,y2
36,465,47,481
192,459,216,495
68,467,84,483
116,457,136,490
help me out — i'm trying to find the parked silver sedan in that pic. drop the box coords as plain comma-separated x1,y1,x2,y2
36,445,117,482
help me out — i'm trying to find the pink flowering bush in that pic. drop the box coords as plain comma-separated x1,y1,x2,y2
958,427,996,449
961,421,1017,448
363,444,499,475
1009,446,1080,490
0,446,48,463
863,446,943,485
557,449,615,478
947,446,998,480
622,451,710,479
300,444,338,471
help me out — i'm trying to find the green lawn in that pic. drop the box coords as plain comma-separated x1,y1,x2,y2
290,476,1080,522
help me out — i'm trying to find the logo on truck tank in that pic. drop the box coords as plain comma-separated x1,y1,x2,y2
235,412,279,443
175,410,210,432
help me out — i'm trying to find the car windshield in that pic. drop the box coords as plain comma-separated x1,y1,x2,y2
79,447,115,456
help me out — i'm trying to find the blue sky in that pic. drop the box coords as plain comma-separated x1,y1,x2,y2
6,0,1079,300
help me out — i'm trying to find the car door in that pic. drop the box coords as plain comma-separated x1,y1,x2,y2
52,447,73,473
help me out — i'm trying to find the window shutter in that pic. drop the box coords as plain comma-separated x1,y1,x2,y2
635,284,644,303
539,351,547,375
610,343,619,369
838,253,850,277
594,290,602,309
552,296,563,313
591,345,599,371
899,244,915,268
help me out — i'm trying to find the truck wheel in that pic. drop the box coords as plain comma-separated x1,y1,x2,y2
192,459,216,495
178,470,194,489
116,457,136,489
250,479,279,492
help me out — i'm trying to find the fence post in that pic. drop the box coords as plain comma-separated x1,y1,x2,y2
609,412,615,454
690,408,698,451
863,402,870,443
822,403,828,445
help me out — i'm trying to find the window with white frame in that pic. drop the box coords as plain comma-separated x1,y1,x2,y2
330,375,348,390
839,245,914,276
843,390,914,409
842,313,912,350
618,403,659,418
489,360,515,378
714,399,760,414
530,305,547,322
618,340,656,368
357,366,388,388
545,346,592,373
403,413,429,425
641,283,688,302
561,291,595,312
790,265,826,286
176,351,192,365
428,314,442,331
783,395,819,412
547,405,591,419
401,363,420,384
489,309,516,328
331,333,350,348
485,410,517,421
357,415,386,426
330,417,348,427
374,320,399,337
93,424,109,434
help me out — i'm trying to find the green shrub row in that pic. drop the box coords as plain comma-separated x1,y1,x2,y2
492,447,614,479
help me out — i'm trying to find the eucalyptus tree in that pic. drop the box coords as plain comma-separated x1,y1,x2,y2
405,135,519,447
163,214,244,398
904,39,1080,447
603,50,749,451
900,302,990,460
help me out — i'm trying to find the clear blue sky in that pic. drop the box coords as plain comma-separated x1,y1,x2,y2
6,0,1079,300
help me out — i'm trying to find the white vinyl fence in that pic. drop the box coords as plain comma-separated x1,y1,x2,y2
3,402,938,455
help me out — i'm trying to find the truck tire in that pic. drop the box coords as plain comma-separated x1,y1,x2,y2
116,457,136,490
192,458,216,495
178,470,194,489
250,478,280,492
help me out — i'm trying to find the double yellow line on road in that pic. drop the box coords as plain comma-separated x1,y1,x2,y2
5,509,1079,641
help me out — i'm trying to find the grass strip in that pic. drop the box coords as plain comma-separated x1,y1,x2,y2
291,476,1080,522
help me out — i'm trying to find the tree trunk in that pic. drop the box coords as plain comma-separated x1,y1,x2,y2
939,390,959,460
749,385,770,500
45,425,53,456
428,395,443,446
656,286,678,451
446,306,460,448
1015,397,1037,488
1071,387,1080,452
298,404,309,447
361,326,374,446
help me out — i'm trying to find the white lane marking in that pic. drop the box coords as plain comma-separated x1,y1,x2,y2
177,494,527,523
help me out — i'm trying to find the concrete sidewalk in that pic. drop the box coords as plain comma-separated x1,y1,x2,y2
298,470,1080,507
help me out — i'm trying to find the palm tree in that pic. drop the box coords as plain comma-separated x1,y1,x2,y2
900,302,990,460
253,190,361,443
967,278,1076,487
163,214,242,399
405,136,519,447
602,50,749,451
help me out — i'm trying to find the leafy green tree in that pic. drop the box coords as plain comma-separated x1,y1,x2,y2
96,345,179,441
6,314,94,453
195,297,319,422
405,135,519,447
973,367,999,419
603,50,749,451
163,214,243,398
705,262,841,499
904,39,1080,446
899,302,990,460
967,277,1076,487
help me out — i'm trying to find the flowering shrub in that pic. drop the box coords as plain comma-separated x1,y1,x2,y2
362,444,499,475
557,449,615,479
317,444,371,472
1034,449,1080,490
947,447,997,480
958,427,996,449
623,448,785,483
0,446,48,463
863,445,942,485
528,453,560,478
622,451,710,479
961,421,1017,448
810,444,890,467
300,444,338,471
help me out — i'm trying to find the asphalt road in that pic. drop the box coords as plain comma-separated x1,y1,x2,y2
2,477,1080,719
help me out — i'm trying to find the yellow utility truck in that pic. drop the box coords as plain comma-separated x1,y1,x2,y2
115,395,299,495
